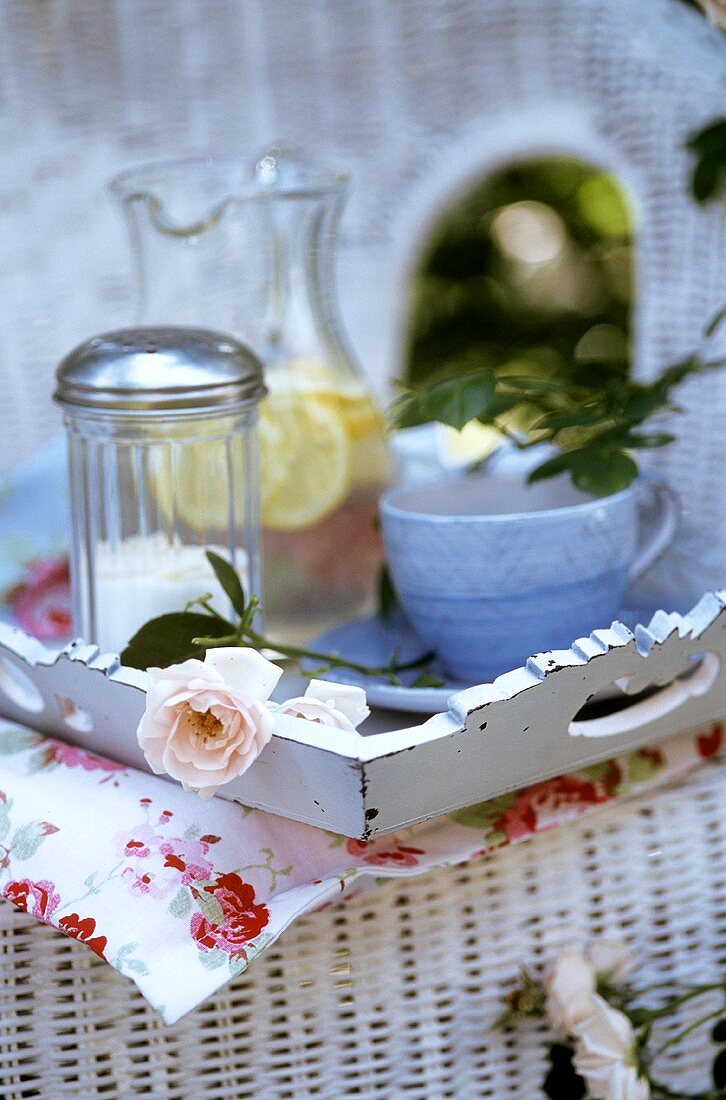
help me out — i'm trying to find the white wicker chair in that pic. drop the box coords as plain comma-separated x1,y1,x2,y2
0,2,724,1095
1,762,724,1098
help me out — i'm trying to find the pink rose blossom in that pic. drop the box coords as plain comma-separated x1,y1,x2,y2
276,679,369,731
137,648,283,799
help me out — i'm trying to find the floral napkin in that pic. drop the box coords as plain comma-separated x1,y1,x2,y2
0,715,721,1024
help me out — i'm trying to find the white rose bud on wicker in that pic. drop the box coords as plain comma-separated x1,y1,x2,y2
697,0,726,28
276,680,370,730
572,994,648,1100
137,648,283,799
588,939,635,985
603,1062,651,1100
544,948,597,1033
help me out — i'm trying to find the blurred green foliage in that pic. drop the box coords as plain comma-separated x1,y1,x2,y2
404,157,634,388
688,119,726,203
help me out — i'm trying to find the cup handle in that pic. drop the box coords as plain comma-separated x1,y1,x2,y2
628,477,681,582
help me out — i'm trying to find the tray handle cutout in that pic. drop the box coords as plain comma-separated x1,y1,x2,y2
568,652,720,739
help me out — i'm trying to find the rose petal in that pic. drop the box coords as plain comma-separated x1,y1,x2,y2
303,680,369,727
276,697,355,730
205,648,283,701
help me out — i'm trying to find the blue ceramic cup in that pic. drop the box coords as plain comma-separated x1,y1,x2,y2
379,472,680,683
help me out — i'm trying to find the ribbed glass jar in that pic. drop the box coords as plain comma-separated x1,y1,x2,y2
54,327,266,656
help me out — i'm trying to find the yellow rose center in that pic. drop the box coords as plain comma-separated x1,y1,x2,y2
187,708,224,745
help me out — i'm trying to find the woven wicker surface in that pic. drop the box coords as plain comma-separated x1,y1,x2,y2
1,760,723,1098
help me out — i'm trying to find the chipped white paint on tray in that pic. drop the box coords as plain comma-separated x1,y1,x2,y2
0,591,723,838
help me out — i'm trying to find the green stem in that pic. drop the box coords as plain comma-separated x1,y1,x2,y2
184,593,228,622
193,633,240,648
634,985,726,1022
246,630,434,680
650,1008,723,1061
238,596,260,634
191,627,434,682
625,981,726,1001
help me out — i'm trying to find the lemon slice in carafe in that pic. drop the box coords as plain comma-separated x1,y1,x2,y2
260,391,352,531
272,360,389,487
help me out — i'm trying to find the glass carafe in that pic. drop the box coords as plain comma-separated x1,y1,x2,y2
110,150,389,642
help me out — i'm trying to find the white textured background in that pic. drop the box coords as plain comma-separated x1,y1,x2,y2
0,0,723,600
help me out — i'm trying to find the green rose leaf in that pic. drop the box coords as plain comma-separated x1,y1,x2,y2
120,612,236,670
205,550,247,619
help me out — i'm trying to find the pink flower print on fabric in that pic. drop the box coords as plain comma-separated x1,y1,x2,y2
118,824,215,900
346,837,425,867
7,556,72,641
45,740,125,774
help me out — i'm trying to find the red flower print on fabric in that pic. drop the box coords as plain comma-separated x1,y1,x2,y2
190,872,269,958
697,723,724,759
8,556,72,641
3,878,60,922
159,840,214,886
345,838,425,867
493,775,612,842
58,913,108,959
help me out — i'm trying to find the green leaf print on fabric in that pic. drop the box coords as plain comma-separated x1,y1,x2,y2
199,948,228,971
11,820,59,861
0,729,43,756
448,792,517,838
169,888,193,918
624,747,665,787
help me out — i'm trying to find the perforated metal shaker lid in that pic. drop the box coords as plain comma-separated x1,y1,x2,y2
54,327,267,414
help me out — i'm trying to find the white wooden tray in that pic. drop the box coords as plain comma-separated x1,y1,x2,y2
0,591,723,839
